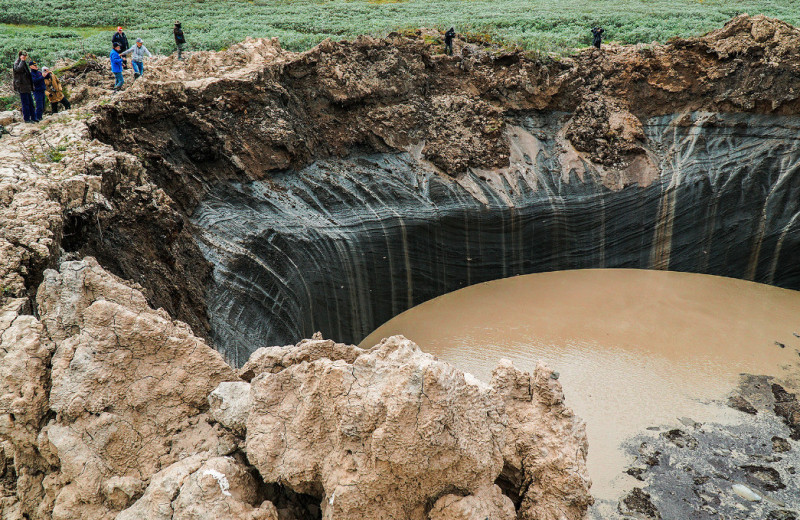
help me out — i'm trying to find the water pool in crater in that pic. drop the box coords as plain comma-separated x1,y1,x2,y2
360,268,800,500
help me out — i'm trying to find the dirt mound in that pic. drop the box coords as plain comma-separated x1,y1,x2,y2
87,15,800,189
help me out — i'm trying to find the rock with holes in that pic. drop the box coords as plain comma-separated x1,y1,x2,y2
490,359,593,520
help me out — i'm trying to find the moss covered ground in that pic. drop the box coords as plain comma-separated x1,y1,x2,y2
1,0,799,74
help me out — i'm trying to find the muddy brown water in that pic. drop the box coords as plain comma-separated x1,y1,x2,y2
360,269,800,500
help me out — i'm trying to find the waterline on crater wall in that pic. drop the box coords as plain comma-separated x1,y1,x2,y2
360,269,800,500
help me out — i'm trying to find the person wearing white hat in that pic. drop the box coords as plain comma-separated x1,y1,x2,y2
121,38,152,79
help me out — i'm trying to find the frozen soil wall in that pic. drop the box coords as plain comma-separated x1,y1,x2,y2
85,15,800,360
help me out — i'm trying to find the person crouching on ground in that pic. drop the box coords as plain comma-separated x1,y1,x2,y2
29,61,46,122
110,43,124,90
42,67,71,113
444,27,455,55
174,21,186,60
121,38,152,79
12,51,35,123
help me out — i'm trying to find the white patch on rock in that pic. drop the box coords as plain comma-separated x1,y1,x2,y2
202,469,232,496
732,484,761,502
464,372,489,390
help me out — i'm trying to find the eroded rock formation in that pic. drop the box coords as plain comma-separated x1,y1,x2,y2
0,258,240,519
0,259,590,520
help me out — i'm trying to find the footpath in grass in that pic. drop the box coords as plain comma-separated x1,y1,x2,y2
1,0,800,72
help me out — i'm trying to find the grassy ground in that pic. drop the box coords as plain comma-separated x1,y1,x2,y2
1,0,799,77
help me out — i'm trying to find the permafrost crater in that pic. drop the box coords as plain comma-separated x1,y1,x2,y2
0,13,798,520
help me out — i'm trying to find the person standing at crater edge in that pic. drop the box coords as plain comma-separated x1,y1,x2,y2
122,38,152,79
42,67,71,114
592,26,605,49
174,21,186,60
112,26,130,69
444,27,456,55
12,51,34,123
29,61,46,122
110,43,124,91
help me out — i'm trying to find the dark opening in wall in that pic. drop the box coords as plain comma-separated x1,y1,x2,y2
60,213,93,253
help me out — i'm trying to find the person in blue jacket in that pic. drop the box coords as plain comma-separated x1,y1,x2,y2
28,61,46,122
110,43,124,90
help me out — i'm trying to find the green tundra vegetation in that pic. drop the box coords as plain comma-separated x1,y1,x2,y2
1,0,799,73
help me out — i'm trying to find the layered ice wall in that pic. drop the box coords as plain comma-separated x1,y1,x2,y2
193,112,800,364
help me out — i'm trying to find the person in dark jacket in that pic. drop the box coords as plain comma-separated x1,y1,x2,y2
110,43,124,90
12,51,35,122
42,67,71,114
591,26,604,49
444,27,455,55
174,21,186,60
29,61,46,122
112,26,130,69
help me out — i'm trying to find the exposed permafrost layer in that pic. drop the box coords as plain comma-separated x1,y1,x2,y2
194,111,800,363
81,14,800,356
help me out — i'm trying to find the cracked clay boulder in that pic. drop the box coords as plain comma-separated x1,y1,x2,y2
25,258,240,520
245,335,592,520
246,336,507,519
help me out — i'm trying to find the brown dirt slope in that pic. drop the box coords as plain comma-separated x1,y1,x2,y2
91,14,800,185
